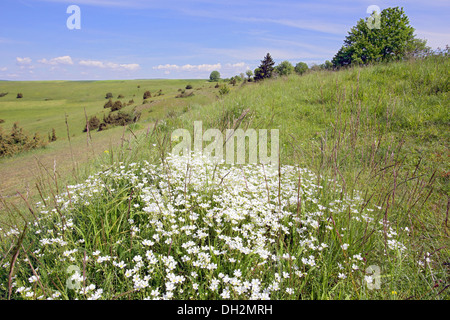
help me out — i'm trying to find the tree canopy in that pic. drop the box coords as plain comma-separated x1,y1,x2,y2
332,7,428,67
294,62,309,75
209,70,220,82
275,60,294,76
254,53,275,81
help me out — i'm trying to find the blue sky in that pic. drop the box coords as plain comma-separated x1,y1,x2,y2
0,0,449,80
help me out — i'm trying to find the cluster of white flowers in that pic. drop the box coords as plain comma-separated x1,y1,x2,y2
2,152,409,300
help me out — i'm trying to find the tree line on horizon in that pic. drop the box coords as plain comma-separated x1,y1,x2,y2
209,6,440,84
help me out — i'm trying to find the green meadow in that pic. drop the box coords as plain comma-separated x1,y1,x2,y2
0,79,222,198
0,55,449,300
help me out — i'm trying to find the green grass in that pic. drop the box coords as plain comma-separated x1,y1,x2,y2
0,79,219,141
0,54,449,300
0,79,223,201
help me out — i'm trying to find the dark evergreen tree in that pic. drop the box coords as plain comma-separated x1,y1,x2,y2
254,53,275,81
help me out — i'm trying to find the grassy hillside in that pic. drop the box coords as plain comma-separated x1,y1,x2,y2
0,79,217,141
0,54,448,300
0,79,223,200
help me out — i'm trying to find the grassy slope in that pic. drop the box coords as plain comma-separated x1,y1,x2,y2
0,79,215,140
0,55,448,300
176,55,449,293
0,79,222,201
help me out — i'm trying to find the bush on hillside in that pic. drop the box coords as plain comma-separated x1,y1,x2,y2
83,116,100,132
0,122,47,157
175,91,194,98
104,99,114,109
48,128,57,142
143,91,151,99
111,100,123,112
16,93,23,99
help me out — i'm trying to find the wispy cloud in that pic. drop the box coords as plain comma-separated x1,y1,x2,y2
16,57,32,65
153,63,221,72
38,55,74,65
79,59,140,71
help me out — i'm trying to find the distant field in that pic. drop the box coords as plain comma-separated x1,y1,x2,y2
0,78,222,200
0,79,218,140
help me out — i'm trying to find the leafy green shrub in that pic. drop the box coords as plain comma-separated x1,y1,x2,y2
275,60,294,76
218,84,230,96
111,100,123,112
83,116,100,132
16,93,23,99
0,122,47,157
295,62,309,75
105,92,113,99
104,99,114,109
97,110,141,131
209,70,220,81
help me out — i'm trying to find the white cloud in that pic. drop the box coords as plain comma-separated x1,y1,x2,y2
16,57,32,65
415,30,450,49
153,64,180,70
38,55,74,65
0,67,7,72
79,59,140,71
153,63,221,72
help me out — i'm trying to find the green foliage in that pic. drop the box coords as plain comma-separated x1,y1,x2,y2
99,110,140,131
218,84,230,96
105,92,113,99
111,100,123,112
254,53,275,81
275,60,294,76
332,7,426,67
295,62,309,75
321,60,333,70
0,122,47,157
83,116,100,132
246,69,253,81
104,99,114,109
16,93,23,99
209,70,221,82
